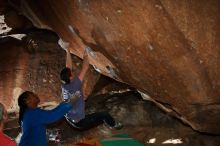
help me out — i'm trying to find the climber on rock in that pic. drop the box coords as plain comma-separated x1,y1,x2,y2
59,40,123,130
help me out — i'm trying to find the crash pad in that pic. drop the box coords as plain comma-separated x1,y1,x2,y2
101,133,145,146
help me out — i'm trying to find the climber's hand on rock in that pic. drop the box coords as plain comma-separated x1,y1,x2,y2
58,39,70,51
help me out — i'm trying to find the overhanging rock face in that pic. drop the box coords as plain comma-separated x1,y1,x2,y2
20,0,220,134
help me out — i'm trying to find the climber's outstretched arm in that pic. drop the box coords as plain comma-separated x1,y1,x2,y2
66,47,73,71
78,49,89,82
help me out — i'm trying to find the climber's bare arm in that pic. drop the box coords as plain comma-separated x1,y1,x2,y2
66,47,73,71
78,50,89,82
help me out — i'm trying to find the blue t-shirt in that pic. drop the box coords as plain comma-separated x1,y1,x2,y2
18,102,72,146
61,77,85,122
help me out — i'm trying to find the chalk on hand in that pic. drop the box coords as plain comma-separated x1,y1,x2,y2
58,39,69,50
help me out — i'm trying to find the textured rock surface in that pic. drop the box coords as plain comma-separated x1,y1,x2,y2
0,33,64,112
0,37,25,111
17,0,220,134
0,31,101,112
